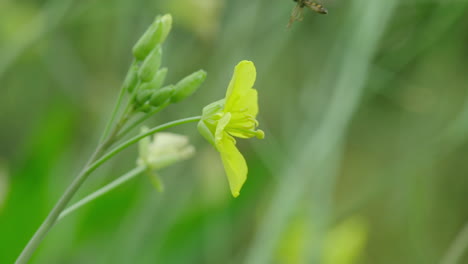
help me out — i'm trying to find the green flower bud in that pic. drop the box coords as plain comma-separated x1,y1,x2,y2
138,68,168,92
135,89,152,106
122,62,139,93
151,68,168,90
138,82,152,91
139,102,154,113
138,45,162,82
132,18,160,60
149,85,175,107
171,70,207,103
132,14,173,60
158,14,172,45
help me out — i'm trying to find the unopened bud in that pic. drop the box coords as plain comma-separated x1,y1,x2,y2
171,70,207,103
123,63,139,93
158,14,172,45
138,45,162,82
135,89,152,106
139,68,168,91
132,14,173,60
151,68,168,90
149,85,175,107
139,102,154,113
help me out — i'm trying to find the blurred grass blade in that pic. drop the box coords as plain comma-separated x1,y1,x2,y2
244,1,399,263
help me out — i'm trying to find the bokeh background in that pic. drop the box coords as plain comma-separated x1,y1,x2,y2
1,0,468,263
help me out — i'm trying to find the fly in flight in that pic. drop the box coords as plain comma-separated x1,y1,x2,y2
289,0,328,27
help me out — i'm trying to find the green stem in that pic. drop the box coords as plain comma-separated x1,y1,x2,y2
88,116,201,174
15,144,105,264
103,110,135,148
99,82,130,144
117,102,170,139
119,80,141,123
15,116,201,264
58,166,146,220
440,221,468,264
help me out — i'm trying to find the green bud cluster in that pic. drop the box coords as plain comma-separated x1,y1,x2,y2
125,14,207,114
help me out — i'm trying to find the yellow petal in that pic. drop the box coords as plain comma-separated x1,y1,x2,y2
216,134,248,197
245,88,258,117
215,112,231,144
225,61,257,115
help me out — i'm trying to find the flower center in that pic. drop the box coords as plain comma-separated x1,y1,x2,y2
226,112,264,139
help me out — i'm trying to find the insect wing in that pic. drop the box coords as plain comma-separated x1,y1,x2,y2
288,4,304,27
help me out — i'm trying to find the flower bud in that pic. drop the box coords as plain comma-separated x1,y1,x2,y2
138,68,167,91
158,14,172,45
139,68,167,91
149,85,174,107
151,68,168,90
132,14,173,60
171,70,207,103
132,18,160,61
135,89,152,106
138,45,162,82
123,62,139,93
139,102,154,113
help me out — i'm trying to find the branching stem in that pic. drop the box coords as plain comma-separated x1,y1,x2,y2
15,116,201,264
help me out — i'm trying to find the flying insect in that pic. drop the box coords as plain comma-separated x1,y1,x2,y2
289,0,328,27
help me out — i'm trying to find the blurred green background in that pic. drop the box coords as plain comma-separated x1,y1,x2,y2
1,0,468,263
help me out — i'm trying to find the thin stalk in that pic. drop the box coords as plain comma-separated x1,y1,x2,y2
15,116,200,264
117,102,170,139
99,61,140,144
15,144,105,264
119,80,141,123
99,83,129,144
58,166,146,220
87,116,201,174
103,110,135,148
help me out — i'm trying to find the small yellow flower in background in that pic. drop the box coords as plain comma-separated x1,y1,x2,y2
277,215,368,264
138,129,195,191
138,130,195,170
322,217,367,264
198,60,264,197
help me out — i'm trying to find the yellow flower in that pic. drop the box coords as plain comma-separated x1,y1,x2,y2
198,60,264,197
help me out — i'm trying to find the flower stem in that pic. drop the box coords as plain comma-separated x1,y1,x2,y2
15,116,201,264
99,82,128,144
15,144,105,264
117,102,170,139
88,116,201,174
58,166,146,220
